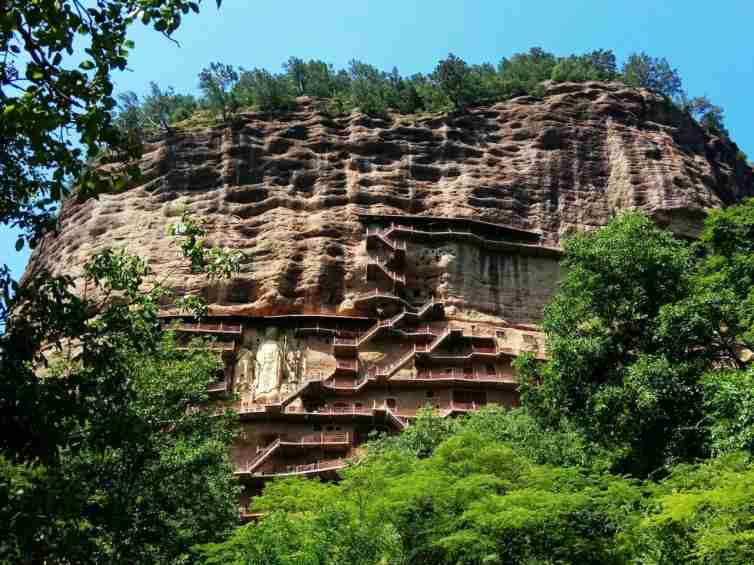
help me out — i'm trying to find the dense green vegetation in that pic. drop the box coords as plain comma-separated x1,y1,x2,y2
3,3,754,564
0,213,244,564
115,48,734,149
200,202,754,564
1,3,254,562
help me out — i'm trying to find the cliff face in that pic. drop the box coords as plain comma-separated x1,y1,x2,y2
27,80,753,322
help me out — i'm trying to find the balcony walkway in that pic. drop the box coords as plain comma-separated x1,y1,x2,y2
362,218,560,259
162,320,243,335
235,432,351,477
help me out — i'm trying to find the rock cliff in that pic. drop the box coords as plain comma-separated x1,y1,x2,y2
26,80,753,323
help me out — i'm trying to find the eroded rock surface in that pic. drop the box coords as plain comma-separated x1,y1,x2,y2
26,81,753,321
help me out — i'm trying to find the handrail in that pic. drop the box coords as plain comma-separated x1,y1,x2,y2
207,380,228,393
240,433,351,476
176,341,236,352
323,374,372,391
353,288,409,306
255,458,348,478
384,407,407,430
409,369,515,382
241,438,281,473
285,404,373,416
366,324,454,380
367,258,406,284
334,298,438,348
283,432,350,445
335,359,359,372
388,225,560,256
423,345,500,360
365,227,408,252
448,400,484,411
164,320,243,334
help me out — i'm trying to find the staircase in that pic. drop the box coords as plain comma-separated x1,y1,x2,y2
238,438,282,475
333,298,441,355
367,258,406,287
362,323,459,381
366,226,407,255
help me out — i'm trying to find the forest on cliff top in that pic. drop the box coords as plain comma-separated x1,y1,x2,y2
114,49,735,146
3,1,754,564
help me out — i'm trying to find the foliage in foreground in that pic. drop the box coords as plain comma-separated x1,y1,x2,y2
0,214,242,564
200,407,754,565
203,201,754,564
1,0,221,254
517,203,754,476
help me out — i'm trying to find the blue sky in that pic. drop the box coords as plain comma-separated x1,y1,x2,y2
3,0,753,280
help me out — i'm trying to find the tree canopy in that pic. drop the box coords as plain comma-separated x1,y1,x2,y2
111,48,735,151
3,3,754,562
0,0,222,253
200,202,754,564
1,210,243,563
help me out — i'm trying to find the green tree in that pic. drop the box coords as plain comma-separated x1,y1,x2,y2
114,90,147,144
302,59,348,98
497,47,558,97
433,53,478,110
583,48,618,78
703,368,754,456
368,406,461,458
283,56,307,95
686,95,729,138
516,202,754,475
142,81,198,129
516,212,705,475
199,476,404,565
205,424,643,565
551,50,618,82
236,68,296,112
0,0,220,251
199,62,239,121
622,52,684,100
629,453,754,564
0,213,242,563
113,83,197,140
348,59,390,115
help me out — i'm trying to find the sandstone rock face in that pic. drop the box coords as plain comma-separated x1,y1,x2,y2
24,81,753,498
27,81,752,322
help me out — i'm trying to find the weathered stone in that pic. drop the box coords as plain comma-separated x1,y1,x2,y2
23,82,753,504
25,81,752,321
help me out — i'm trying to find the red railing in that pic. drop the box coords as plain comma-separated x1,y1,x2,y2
353,288,408,306
259,458,348,477
295,323,339,337
373,400,490,418
286,432,350,445
335,358,359,372
164,320,242,334
332,308,408,347
324,375,371,390
176,340,236,352
411,369,515,382
285,404,372,416
367,258,407,285
365,326,454,380
448,400,486,411
387,224,559,255
427,345,500,359
367,348,414,379
237,438,282,474
366,227,407,252
207,380,228,393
